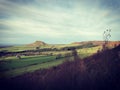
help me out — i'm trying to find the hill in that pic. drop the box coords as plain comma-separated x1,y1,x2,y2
72,41,120,47
1,45,120,90
27,41,47,47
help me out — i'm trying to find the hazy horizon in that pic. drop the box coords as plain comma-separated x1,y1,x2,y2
0,0,120,44
0,40,120,46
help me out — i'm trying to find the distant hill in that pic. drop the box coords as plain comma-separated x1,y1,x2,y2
0,45,13,48
27,41,47,47
72,41,120,47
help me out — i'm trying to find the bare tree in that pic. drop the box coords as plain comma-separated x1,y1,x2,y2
71,48,80,61
103,29,111,50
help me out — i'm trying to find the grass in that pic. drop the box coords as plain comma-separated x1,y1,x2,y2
1,45,120,90
0,44,80,52
0,55,73,78
0,42,93,52
0,58,66,78
0,46,101,78
0,55,56,72
0,45,35,52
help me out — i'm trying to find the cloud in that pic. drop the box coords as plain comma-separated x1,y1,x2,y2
0,0,120,44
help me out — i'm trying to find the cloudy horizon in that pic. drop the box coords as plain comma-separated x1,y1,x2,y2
0,0,120,45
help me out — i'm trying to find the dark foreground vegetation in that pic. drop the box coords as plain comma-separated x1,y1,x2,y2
0,45,120,90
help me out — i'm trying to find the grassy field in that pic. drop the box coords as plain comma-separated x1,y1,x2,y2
0,55,56,72
0,44,80,52
77,45,102,57
0,45,101,78
0,57,67,78
5,45,118,90
0,55,74,78
0,46,35,52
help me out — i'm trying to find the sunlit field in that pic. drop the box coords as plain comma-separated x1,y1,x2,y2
0,44,101,78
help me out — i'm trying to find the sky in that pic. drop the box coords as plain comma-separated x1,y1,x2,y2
0,0,120,44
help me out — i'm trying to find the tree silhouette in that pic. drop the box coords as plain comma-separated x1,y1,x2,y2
36,47,40,50
103,29,111,50
71,48,80,61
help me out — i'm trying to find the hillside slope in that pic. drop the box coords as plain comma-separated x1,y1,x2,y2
72,41,120,47
0,45,120,90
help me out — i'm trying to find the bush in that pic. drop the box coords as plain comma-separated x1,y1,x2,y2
56,54,62,59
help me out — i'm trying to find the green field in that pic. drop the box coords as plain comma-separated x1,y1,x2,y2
0,55,56,72
0,46,35,52
0,55,68,78
0,44,101,78
0,44,80,52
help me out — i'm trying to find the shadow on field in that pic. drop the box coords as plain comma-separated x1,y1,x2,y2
0,45,120,90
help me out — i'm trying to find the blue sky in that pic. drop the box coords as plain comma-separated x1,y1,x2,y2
0,0,120,44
